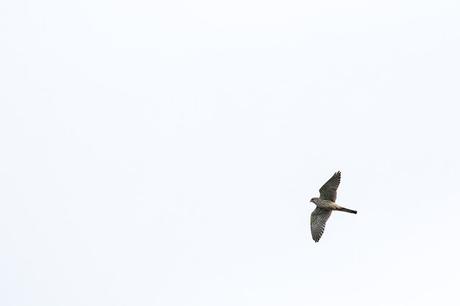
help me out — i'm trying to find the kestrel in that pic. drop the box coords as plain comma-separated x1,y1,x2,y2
309,171,357,242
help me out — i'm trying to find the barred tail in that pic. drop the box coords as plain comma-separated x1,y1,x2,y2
337,207,357,214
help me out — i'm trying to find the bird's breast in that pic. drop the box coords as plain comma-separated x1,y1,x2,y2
316,199,337,209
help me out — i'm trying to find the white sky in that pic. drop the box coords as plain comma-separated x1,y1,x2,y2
1,0,460,305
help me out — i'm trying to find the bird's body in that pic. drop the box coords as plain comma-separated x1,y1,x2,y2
309,171,357,242
311,198,340,209
311,198,357,213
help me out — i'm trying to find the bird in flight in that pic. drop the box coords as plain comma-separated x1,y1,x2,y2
309,171,357,242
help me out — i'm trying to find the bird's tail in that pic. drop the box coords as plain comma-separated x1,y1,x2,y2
336,207,357,214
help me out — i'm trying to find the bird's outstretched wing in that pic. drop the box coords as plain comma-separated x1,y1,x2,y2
310,207,332,242
319,171,341,202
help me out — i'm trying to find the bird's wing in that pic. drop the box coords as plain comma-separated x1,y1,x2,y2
310,207,332,242
319,171,341,202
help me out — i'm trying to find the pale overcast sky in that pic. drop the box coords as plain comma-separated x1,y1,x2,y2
1,0,460,305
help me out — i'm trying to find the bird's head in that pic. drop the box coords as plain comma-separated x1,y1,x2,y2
310,197,319,204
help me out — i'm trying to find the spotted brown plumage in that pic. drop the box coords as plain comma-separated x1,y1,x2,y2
310,207,332,242
319,171,341,202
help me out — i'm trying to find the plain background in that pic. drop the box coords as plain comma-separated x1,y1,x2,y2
1,0,460,305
